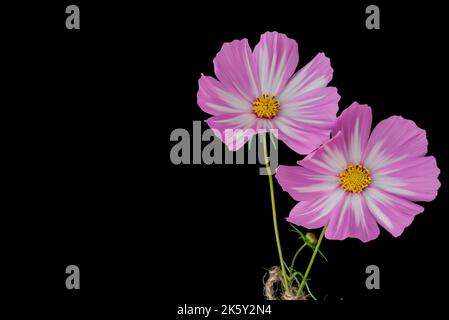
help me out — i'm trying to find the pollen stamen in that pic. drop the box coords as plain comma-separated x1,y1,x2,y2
339,163,372,193
252,94,280,119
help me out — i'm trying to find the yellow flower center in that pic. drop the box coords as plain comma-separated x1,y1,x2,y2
252,94,280,119
339,163,372,193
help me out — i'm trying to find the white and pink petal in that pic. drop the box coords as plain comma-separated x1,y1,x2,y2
273,115,333,155
333,102,372,164
253,32,299,96
287,188,345,230
371,156,440,202
363,187,424,237
213,38,260,102
197,74,252,116
298,131,348,175
326,193,380,242
363,116,428,171
278,52,334,101
205,113,258,151
276,165,339,201
278,87,339,126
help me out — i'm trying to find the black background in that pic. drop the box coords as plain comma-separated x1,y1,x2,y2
6,0,449,317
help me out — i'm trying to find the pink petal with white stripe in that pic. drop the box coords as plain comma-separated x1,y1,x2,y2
363,116,428,171
332,102,372,164
198,74,252,115
273,116,332,155
206,113,258,151
274,87,340,154
287,188,345,229
372,156,440,202
253,32,298,96
278,52,334,101
298,131,348,175
363,188,424,237
213,38,260,102
276,165,339,201
326,193,380,243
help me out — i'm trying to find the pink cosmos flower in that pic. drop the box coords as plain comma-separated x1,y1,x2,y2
276,103,441,242
197,31,340,154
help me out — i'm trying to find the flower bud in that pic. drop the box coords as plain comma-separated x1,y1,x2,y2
305,232,317,245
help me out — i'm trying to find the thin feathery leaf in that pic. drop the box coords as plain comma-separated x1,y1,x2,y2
290,225,307,241
305,281,317,300
306,242,328,262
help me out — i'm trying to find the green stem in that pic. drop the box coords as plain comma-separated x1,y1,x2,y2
262,133,289,291
290,243,307,271
297,226,327,296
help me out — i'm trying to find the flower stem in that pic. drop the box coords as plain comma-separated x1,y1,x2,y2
297,225,327,296
262,133,289,291
290,243,307,271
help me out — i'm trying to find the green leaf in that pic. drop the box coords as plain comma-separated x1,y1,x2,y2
282,260,291,274
290,224,307,241
305,242,328,262
304,280,317,300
